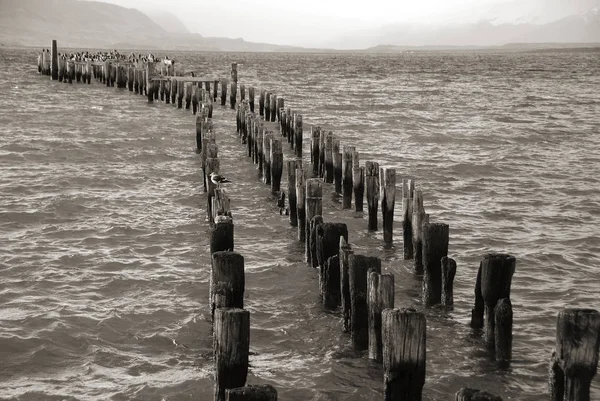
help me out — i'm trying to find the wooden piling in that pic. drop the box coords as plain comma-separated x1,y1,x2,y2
411,190,426,273
211,251,244,316
311,127,321,176
470,262,485,330
552,308,600,401
340,239,354,333
263,132,272,185
230,81,237,109
349,254,381,350
248,87,255,113
494,298,512,365
422,222,449,307
382,308,426,401
305,179,323,264
226,385,277,401
365,162,380,231
441,256,457,307
318,129,326,178
353,166,364,213
270,94,277,123
324,133,334,183
211,216,234,255
276,98,284,122
342,146,355,209
316,223,348,308
381,168,396,244
50,40,58,80
214,308,250,401
287,161,299,227
294,115,303,158
480,254,516,349
259,90,265,117
271,138,283,194
309,216,324,268
177,79,184,109
368,271,395,362
256,130,264,176
221,79,228,106
265,93,271,121
296,169,306,242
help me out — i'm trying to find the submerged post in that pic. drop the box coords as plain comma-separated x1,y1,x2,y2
552,308,600,401
342,146,355,209
382,309,426,401
305,179,323,264
287,160,299,227
422,222,449,307
296,168,306,242
270,138,283,194
349,254,381,350
368,271,395,362
226,385,277,401
381,168,396,245
214,308,250,401
365,161,379,231
50,40,58,80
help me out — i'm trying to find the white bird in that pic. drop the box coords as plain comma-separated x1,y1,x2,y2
210,172,231,188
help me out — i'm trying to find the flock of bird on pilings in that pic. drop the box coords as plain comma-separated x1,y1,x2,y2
37,40,600,401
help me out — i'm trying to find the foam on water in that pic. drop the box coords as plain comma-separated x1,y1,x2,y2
0,48,599,400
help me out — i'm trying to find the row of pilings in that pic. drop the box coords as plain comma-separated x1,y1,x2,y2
36,42,600,401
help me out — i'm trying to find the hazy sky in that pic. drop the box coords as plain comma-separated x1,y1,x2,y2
96,0,515,46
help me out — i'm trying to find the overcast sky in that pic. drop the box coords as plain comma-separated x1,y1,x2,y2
94,0,518,46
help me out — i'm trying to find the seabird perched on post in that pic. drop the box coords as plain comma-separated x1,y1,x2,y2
210,172,231,189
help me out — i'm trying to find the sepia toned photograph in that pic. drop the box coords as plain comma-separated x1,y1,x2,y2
0,0,599,400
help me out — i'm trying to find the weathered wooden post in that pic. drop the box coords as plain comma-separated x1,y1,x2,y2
340,239,354,333
263,132,272,185
349,255,381,350
271,138,283,194
365,161,380,231
382,308,426,401
456,389,502,401
221,79,228,106
270,94,277,123
411,190,426,273
353,164,364,213
263,92,269,121
309,216,324,268
226,385,277,401
213,80,219,102
50,40,58,81
239,83,245,102
381,168,396,244
422,222,449,307
318,129,326,178
259,90,265,116
324,133,334,183
205,156,220,224
192,85,199,114
294,115,303,158
185,82,192,109
287,109,294,147
441,256,457,307
214,308,250,401
368,271,394,362
210,251,244,316
177,79,185,109
248,87,255,113
480,254,516,349
296,168,306,242
305,179,323,264
68,61,74,84
494,298,512,366
256,130,264,177
211,216,234,255
342,146,355,209
332,139,342,193
276,98,284,122
311,127,321,176
316,223,348,308
551,308,600,401
230,81,237,109
287,161,299,227
402,180,415,260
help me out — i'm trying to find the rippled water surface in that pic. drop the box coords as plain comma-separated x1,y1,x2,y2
1,48,599,400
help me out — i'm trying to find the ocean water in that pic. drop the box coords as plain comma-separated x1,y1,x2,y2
0,48,599,400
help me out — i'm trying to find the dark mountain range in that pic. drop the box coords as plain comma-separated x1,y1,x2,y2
0,0,301,51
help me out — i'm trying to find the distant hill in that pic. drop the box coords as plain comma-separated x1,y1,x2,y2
143,9,190,35
0,0,301,51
